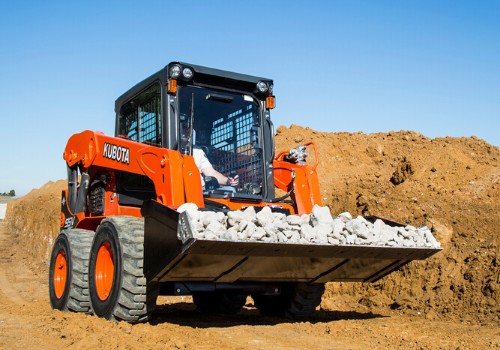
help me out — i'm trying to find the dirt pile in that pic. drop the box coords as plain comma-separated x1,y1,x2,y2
6,180,66,264
276,125,500,322
6,125,500,323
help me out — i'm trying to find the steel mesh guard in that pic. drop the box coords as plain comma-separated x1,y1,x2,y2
210,104,263,190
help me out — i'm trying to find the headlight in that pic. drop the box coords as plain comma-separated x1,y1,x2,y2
182,67,193,79
268,84,273,94
257,81,268,93
169,65,181,79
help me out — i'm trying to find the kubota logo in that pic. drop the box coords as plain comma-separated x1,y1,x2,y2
103,142,130,165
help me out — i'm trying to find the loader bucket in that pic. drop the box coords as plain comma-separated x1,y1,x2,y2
141,200,441,285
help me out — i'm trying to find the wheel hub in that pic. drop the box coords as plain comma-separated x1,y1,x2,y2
53,250,67,299
95,241,114,300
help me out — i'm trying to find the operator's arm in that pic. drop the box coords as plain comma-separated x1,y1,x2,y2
201,167,239,186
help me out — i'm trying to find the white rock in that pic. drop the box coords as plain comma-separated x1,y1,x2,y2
273,212,287,222
288,231,301,244
345,218,369,239
227,210,244,226
204,232,218,240
316,223,332,240
277,231,288,242
330,219,345,239
398,227,410,239
236,231,246,240
310,205,334,226
283,230,295,239
338,212,352,223
252,227,267,240
328,237,340,245
221,231,235,241
192,220,205,233
177,203,200,222
206,220,226,234
242,206,257,222
346,234,356,244
238,220,251,232
256,206,274,227
300,224,316,242
425,230,440,248
200,211,221,227
287,215,303,226
243,222,257,238
215,212,226,225
301,214,310,225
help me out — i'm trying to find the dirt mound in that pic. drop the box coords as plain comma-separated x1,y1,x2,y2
276,125,500,322
6,180,66,264
6,125,500,323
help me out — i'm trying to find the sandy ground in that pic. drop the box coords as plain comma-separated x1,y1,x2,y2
0,221,499,350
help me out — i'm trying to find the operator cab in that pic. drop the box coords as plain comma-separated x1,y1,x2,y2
115,62,276,201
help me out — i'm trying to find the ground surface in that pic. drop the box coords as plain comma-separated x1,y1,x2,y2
0,221,498,349
2,126,500,349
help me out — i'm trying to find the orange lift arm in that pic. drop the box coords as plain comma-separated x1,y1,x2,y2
273,142,322,215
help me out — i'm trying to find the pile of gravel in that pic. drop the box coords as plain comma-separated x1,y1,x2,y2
177,203,440,248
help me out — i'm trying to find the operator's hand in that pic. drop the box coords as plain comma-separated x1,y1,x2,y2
227,175,239,187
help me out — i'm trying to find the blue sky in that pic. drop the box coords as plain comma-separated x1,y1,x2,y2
1,1,499,195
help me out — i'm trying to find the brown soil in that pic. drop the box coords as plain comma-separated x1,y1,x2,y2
2,125,500,349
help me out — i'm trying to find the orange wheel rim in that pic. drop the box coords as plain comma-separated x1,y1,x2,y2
54,250,67,299
95,241,114,300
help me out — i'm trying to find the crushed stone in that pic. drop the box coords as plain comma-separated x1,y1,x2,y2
177,203,440,248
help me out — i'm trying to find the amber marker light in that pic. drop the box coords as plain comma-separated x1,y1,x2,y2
267,96,275,109
168,79,177,93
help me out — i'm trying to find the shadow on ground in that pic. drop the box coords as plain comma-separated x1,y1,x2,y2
149,302,386,328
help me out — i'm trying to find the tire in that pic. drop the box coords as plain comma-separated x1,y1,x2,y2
252,282,325,319
193,292,247,315
49,229,95,313
88,216,159,323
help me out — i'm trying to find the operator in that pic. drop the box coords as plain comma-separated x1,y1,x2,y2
181,120,239,188
193,146,239,187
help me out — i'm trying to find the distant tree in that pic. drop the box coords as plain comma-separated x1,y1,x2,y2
8,189,15,196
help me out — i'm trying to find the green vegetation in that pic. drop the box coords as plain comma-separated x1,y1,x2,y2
0,190,15,196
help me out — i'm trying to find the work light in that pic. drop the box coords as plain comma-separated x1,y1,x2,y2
182,67,193,79
257,81,268,93
170,65,181,79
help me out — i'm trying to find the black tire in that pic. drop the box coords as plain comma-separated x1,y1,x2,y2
49,229,95,313
193,292,247,315
88,216,159,323
252,282,325,319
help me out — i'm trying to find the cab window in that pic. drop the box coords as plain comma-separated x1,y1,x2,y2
118,82,161,146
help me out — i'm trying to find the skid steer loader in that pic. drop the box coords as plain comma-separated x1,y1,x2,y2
49,62,441,323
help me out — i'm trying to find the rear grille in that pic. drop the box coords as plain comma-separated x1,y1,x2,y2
90,186,105,215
